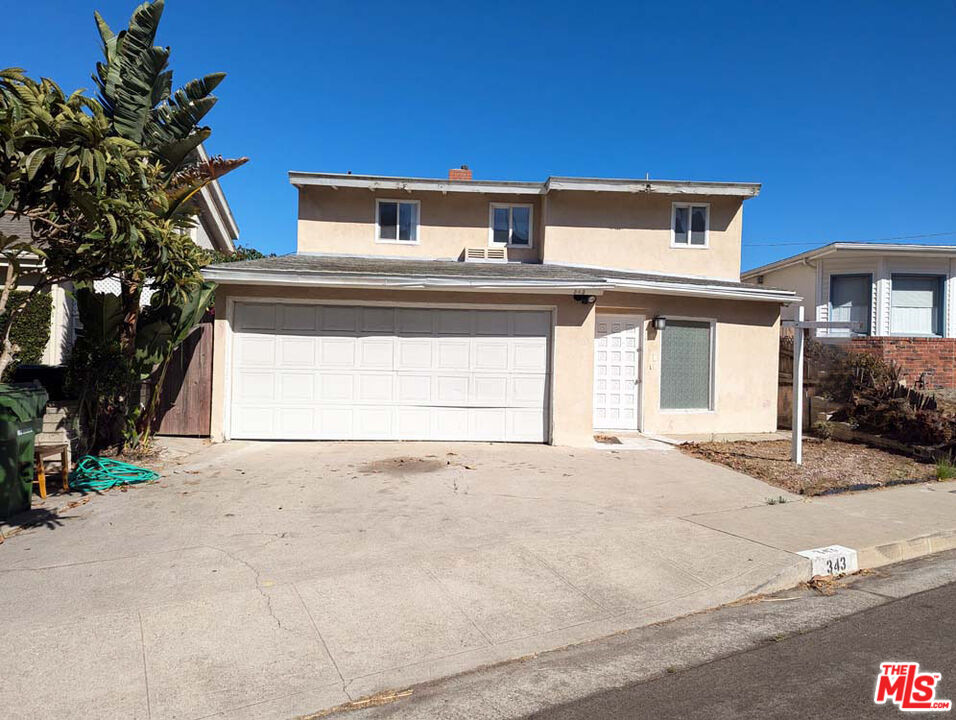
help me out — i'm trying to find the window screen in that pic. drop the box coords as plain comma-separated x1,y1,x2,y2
891,275,943,336
829,274,871,336
660,320,712,410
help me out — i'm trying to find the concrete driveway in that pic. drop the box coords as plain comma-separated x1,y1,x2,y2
0,440,806,720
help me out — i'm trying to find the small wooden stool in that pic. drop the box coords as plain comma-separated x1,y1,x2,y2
34,443,71,498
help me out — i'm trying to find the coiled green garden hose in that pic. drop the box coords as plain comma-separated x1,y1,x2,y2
68,456,159,491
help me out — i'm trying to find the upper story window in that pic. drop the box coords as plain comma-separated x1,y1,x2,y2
376,199,419,243
489,203,532,247
829,273,872,336
671,203,709,248
891,274,944,336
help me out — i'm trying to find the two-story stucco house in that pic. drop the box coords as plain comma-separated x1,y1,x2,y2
202,167,796,447
743,243,956,389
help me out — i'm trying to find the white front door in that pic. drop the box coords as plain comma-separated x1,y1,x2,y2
593,314,642,431
228,302,552,442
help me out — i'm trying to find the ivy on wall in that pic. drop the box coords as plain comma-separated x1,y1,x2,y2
0,291,53,378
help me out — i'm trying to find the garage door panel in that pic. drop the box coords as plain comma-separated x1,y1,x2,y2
357,374,393,403
277,372,314,402
512,375,547,405
236,304,276,331
474,311,510,336
436,339,470,370
397,408,433,439
320,337,356,366
361,307,395,332
474,341,509,371
471,409,508,441
358,337,394,369
397,339,433,369
355,407,392,437
437,310,473,335
319,373,354,402
235,371,275,401
277,336,315,367
230,303,550,442
321,306,359,332
397,308,434,334
237,336,275,366
316,406,355,440
513,311,551,337
513,339,548,371
232,406,274,437
473,375,508,405
277,407,315,437
397,374,432,403
435,374,469,404
279,305,316,332
433,408,469,439
509,409,546,440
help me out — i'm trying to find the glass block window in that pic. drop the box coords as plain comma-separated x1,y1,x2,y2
660,320,713,410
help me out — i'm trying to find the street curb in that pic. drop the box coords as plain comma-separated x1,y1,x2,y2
854,530,956,570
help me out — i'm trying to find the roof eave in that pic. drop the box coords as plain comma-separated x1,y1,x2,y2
201,267,605,294
606,279,798,303
742,242,956,279
202,268,796,303
288,172,762,198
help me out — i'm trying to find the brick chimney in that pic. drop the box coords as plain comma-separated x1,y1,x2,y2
448,165,472,181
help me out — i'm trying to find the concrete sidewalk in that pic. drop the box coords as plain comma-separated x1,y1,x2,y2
0,440,954,720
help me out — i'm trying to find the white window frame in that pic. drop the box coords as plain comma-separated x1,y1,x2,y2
828,273,873,337
658,316,717,413
670,203,710,249
375,198,421,245
488,203,534,248
890,273,945,338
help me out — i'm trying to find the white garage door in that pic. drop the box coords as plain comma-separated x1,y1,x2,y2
228,303,551,442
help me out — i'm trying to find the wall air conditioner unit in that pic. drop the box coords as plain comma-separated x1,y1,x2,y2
464,247,507,262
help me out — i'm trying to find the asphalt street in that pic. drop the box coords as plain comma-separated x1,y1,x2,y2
530,581,956,719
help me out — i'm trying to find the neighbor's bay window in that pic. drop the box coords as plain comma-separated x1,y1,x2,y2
490,204,532,247
829,274,872,336
660,320,714,410
377,199,419,243
671,204,709,247
891,274,944,336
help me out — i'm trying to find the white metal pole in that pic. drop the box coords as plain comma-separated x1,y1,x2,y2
791,305,805,465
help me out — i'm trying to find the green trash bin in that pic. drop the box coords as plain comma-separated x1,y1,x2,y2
0,383,49,519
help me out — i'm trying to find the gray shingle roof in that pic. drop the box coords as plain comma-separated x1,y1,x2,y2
0,213,33,242
204,253,788,294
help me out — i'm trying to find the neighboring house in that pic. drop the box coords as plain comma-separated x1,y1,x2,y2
0,145,239,367
202,167,796,447
743,243,956,388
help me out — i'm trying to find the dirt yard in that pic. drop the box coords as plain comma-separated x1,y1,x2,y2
681,438,937,496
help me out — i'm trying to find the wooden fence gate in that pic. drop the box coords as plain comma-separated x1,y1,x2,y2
152,318,214,436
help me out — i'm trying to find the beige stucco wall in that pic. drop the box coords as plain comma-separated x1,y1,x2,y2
597,292,781,435
210,285,594,446
745,263,816,326
543,191,744,281
209,285,782,446
297,186,541,263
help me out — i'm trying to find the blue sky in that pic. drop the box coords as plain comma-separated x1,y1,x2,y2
7,0,956,270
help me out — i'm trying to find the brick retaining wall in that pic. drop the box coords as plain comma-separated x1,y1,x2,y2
850,337,956,389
